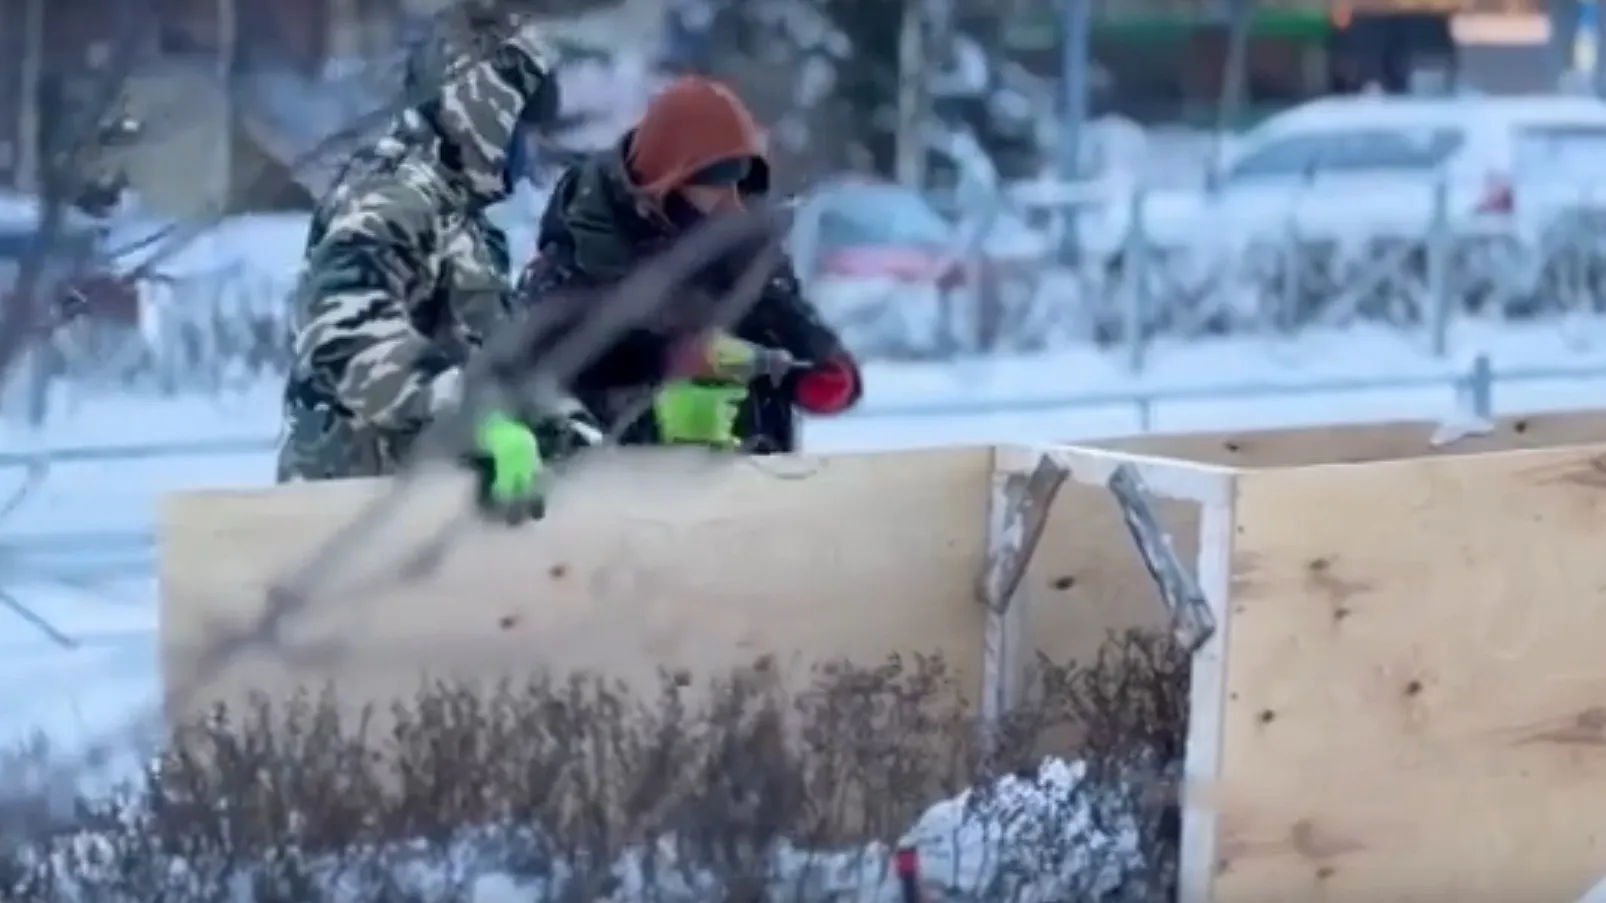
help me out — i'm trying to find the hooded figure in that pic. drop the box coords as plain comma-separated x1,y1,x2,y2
523,76,861,452
278,20,564,507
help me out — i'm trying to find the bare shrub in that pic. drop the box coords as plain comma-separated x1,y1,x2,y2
1042,629,1190,902
1,631,1188,902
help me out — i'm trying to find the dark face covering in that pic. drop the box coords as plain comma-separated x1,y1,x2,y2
685,156,752,187
663,156,754,228
623,76,771,232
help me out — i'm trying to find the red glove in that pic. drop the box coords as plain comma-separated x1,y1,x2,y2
794,353,862,416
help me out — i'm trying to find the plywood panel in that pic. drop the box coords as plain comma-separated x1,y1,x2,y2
1024,482,1195,668
1214,444,1606,901
159,446,993,725
1091,409,1606,469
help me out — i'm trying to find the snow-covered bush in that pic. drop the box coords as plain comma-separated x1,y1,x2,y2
0,631,1187,903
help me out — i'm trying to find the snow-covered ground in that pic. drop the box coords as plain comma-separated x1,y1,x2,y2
11,753,1145,903
6,322,1606,777
0,580,158,778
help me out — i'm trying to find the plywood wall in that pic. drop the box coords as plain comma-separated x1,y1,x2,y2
159,446,993,727
1024,481,1192,670
1093,409,1606,469
1212,443,1606,901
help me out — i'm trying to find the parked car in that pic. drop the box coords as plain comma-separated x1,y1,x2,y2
1083,94,1606,257
789,178,1054,355
792,178,1048,288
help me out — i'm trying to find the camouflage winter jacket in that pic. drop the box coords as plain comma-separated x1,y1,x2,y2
521,136,855,451
276,26,553,483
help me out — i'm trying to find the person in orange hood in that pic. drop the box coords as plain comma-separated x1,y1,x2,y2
520,76,861,452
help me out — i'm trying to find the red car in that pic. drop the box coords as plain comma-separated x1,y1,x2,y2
792,178,1048,293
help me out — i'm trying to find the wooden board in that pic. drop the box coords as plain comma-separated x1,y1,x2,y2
1091,409,1606,469
1024,481,1194,668
1212,443,1606,901
159,446,993,726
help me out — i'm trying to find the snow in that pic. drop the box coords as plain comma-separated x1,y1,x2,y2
16,45,1601,903
0,191,103,234
897,757,1145,902
111,214,311,280
14,754,1143,902
5,309,1606,896
0,575,160,810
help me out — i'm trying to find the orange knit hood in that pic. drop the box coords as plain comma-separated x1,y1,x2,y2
625,77,770,204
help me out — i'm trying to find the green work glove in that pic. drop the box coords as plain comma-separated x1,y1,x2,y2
471,410,546,524
653,381,747,449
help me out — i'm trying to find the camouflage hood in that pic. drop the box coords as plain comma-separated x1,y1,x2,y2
406,22,555,209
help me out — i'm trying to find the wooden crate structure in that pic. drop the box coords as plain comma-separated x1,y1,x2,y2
160,409,1606,901
1035,409,1606,902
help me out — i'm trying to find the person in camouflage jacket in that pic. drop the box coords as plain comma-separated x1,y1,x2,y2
520,76,863,453
277,20,567,522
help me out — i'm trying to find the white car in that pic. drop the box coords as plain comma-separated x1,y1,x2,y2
1084,94,1606,256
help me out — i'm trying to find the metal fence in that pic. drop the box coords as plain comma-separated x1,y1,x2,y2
820,174,1606,363
5,350,1606,649
12,172,1606,426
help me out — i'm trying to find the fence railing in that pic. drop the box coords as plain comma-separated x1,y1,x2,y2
818,174,1606,363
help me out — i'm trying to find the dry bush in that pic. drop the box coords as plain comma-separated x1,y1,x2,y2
0,630,1188,902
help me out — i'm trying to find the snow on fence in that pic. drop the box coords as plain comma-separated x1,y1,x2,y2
813,175,1606,363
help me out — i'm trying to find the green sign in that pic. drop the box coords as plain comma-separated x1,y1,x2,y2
1003,6,1331,49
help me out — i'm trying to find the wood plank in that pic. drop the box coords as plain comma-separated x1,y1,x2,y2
1092,409,1606,468
158,446,994,725
1214,444,1606,900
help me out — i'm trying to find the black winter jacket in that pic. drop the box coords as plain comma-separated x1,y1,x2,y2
518,139,852,452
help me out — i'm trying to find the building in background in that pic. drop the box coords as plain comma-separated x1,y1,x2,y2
994,0,1576,125
0,0,628,218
